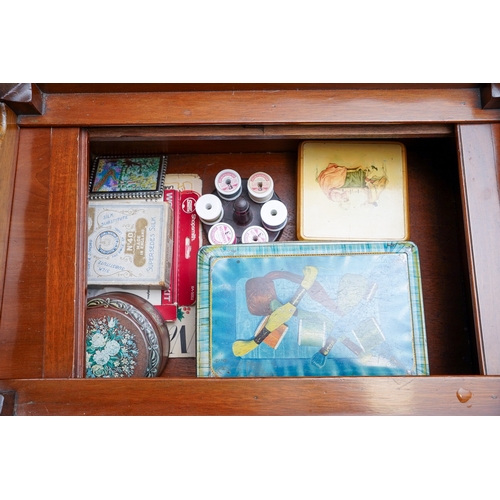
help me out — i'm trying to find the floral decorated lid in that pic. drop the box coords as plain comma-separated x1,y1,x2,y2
86,292,170,378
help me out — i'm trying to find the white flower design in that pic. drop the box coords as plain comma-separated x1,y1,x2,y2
86,315,138,378
92,364,105,377
91,333,106,348
104,339,120,356
93,350,110,365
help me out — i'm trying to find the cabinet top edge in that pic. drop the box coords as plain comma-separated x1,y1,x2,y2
35,83,483,94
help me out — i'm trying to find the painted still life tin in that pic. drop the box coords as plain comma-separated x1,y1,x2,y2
197,241,428,377
86,292,170,378
297,141,409,241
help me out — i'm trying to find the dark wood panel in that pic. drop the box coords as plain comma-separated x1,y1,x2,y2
0,128,52,378
406,139,476,375
457,124,500,375
88,124,454,157
480,84,500,109
406,138,477,375
0,84,43,115
0,104,19,309
88,124,455,141
44,128,87,378
36,83,481,94
18,89,500,127
0,391,16,416
1,376,498,415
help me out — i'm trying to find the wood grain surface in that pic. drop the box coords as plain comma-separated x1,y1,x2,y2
2,86,500,415
0,104,19,310
457,123,500,375
0,376,498,416
18,88,500,127
0,128,51,378
44,128,87,378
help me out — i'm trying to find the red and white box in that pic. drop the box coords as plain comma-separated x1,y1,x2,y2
155,188,202,321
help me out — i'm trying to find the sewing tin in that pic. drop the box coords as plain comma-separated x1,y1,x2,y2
88,201,173,287
89,155,168,200
298,141,409,241
197,241,428,377
86,292,170,377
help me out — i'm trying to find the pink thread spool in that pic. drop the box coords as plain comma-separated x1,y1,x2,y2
241,225,269,243
208,222,236,245
247,172,274,203
215,169,242,201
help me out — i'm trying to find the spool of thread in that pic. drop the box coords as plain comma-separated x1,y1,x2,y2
195,194,224,225
241,226,269,243
260,200,287,232
233,197,252,226
247,172,274,203
298,318,326,347
208,222,236,245
215,169,242,201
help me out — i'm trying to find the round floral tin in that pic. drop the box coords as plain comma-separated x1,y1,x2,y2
85,292,170,378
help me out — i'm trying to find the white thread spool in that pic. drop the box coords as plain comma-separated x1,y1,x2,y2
208,222,236,245
247,172,274,203
241,225,269,243
195,194,223,225
215,169,242,201
260,200,287,232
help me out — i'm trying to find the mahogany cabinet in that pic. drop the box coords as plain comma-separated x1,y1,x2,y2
1,84,500,415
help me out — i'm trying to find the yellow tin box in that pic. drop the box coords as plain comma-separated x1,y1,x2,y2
297,141,409,241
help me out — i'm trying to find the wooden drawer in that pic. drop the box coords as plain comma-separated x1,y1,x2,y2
1,86,500,415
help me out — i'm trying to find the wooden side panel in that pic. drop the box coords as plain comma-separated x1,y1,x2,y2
0,104,19,309
0,377,498,416
18,89,500,127
0,128,51,378
44,128,86,378
457,123,500,374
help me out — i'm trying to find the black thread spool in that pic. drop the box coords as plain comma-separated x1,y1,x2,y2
233,196,253,226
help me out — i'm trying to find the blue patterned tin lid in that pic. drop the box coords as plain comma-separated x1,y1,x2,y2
197,241,428,378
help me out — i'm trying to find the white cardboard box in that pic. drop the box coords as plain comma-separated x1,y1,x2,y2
87,201,173,287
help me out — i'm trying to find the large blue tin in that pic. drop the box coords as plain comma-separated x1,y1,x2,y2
197,241,428,378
